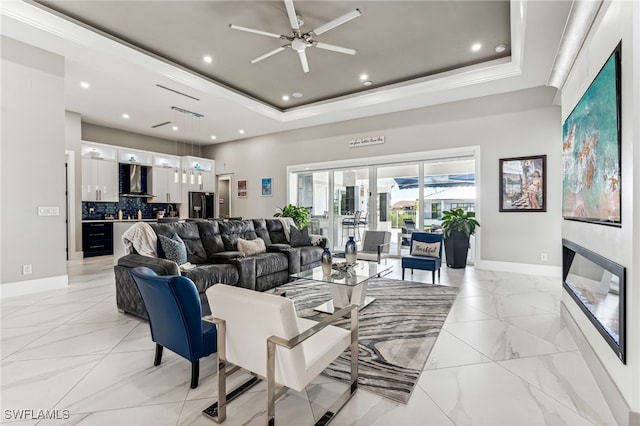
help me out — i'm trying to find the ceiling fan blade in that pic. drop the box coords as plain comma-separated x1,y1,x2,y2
314,42,357,55
229,24,284,39
311,9,361,36
283,0,300,31
298,49,309,73
250,46,287,64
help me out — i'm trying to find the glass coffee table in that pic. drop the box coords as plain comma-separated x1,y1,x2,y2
290,261,392,314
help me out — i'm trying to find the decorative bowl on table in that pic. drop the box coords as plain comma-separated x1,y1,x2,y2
332,261,358,273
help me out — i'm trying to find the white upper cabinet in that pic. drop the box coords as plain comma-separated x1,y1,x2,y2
150,154,182,203
183,156,215,192
81,142,119,202
117,148,152,165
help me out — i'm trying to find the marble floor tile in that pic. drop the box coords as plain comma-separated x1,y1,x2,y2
5,320,139,361
424,329,492,370
37,402,184,426
498,351,618,425
418,362,596,425
1,325,57,360
0,303,95,329
54,351,193,413
504,313,578,351
2,355,104,413
0,256,617,426
444,318,568,361
329,385,454,425
456,293,552,319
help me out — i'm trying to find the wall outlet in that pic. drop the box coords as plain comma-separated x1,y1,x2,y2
540,253,548,262
38,206,60,216
22,264,32,275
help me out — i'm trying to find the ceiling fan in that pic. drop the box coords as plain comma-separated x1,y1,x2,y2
229,0,361,73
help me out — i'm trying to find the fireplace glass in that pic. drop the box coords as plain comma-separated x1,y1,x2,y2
562,239,625,363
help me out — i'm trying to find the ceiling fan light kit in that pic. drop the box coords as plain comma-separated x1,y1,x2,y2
230,0,361,73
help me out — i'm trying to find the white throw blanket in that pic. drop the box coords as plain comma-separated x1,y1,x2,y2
277,217,295,242
122,222,158,257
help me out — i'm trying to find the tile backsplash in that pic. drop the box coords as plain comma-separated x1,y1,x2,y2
82,197,177,220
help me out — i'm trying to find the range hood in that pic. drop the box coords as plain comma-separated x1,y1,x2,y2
120,164,155,197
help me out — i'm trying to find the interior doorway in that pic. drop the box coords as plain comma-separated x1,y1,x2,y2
217,175,232,218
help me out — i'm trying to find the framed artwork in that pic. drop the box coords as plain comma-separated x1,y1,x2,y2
237,179,247,197
562,43,621,226
499,155,547,212
261,177,273,197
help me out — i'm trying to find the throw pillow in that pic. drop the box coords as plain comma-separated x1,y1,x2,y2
158,233,188,265
289,225,312,247
411,240,441,258
237,238,266,256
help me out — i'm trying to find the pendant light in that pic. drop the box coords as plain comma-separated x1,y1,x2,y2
173,108,180,183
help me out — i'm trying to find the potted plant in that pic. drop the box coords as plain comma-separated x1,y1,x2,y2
441,208,480,269
274,204,311,229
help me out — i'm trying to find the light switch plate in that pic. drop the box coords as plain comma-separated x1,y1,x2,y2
38,207,60,216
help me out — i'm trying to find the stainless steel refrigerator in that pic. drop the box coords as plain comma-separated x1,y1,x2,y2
188,192,215,219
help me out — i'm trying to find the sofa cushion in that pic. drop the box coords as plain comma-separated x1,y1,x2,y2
252,219,272,244
151,222,207,264
212,251,244,261
265,219,288,244
158,233,188,265
290,226,311,247
197,220,226,259
411,240,441,258
254,252,288,277
219,220,258,251
181,264,239,294
299,246,324,266
237,238,266,256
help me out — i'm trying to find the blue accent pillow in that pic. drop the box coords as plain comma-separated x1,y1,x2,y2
158,233,188,265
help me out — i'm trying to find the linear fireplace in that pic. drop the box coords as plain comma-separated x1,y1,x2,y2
562,239,626,363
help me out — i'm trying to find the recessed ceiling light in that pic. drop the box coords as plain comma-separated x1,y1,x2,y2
495,44,507,53
210,135,217,140
239,129,245,134
363,80,373,86
292,92,303,98
80,81,90,89
359,73,368,81
172,126,179,131
122,113,130,119
471,43,482,52
203,55,213,64
282,95,290,101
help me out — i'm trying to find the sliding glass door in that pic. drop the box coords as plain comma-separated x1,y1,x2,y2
288,152,476,261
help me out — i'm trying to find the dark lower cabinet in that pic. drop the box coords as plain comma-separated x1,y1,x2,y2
83,222,113,257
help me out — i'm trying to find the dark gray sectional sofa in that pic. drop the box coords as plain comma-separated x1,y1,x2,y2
114,218,327,319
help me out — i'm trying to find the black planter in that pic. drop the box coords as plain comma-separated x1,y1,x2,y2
444,230,470,269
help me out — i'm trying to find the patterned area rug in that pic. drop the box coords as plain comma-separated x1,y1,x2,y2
278,277,459,404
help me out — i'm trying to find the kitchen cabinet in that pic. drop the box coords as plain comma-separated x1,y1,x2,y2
82,157,119,201
183,156,215,193
150,166,182,203
150,154,182,203
82,222,113,257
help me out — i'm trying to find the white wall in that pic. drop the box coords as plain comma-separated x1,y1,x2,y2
65,111,83,257
206,86,562,271
1,36,67,290
561,0,639,418
83,123,191,156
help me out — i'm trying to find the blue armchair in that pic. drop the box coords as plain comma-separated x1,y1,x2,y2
401,232,443,284
129,267,217,388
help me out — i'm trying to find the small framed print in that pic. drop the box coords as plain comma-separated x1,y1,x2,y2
499,155,546,212
261,177,272,197
237,179,247,197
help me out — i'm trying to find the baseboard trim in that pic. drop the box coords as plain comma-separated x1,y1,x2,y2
68,251,84,261
0,275,68,299
474,259,561,277
561,303,631,426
